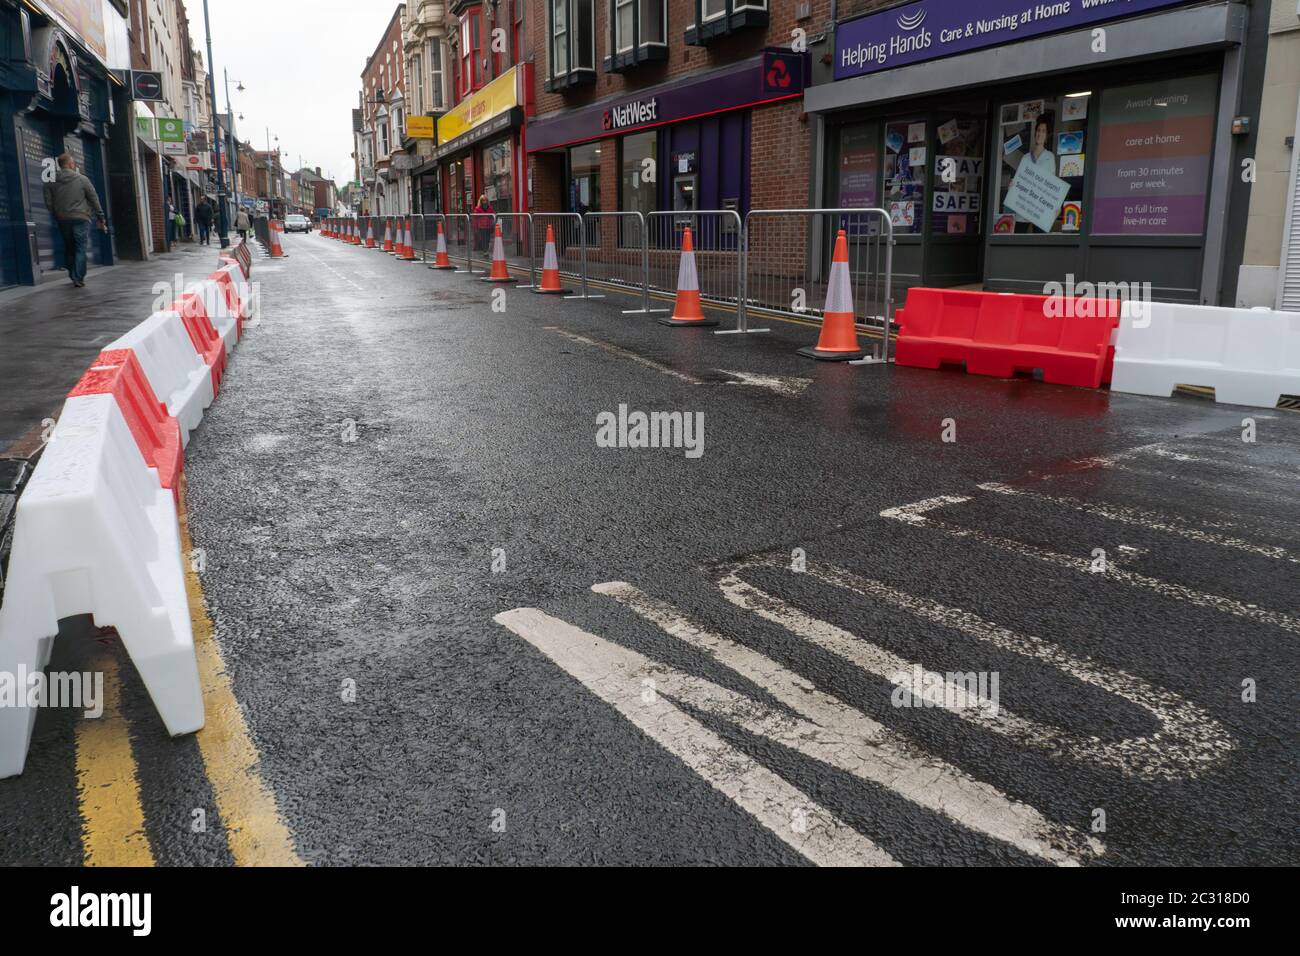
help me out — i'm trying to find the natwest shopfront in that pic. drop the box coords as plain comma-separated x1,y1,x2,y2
525,49,808,228
417,64,533,223
807,0,1267,306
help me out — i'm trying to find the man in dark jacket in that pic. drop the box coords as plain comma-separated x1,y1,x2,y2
42,153,105,287
194,196,214,245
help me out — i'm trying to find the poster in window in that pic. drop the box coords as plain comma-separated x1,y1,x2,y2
933,119,985,236
838,126,879,209
1062,95,1090,122
997,99,1086,234
1091,74,1216,236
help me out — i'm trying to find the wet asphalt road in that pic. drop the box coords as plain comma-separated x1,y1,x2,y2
2,230,1298,866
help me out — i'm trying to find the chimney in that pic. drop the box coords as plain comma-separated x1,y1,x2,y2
315,167,321,177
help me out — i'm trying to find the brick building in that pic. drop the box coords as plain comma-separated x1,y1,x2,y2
356,5,410,216
523,1,819,231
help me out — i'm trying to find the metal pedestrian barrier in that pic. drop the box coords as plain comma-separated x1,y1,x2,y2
416,213,444,264
742,208,894,359
579,211,654,314
493,212,536,287
646,209,743,320
531,213,592,299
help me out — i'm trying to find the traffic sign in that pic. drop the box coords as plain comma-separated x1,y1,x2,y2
131,71,163,101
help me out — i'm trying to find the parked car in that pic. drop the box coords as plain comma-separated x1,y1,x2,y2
285,214,311,233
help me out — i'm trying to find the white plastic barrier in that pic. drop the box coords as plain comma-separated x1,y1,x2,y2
193,279,239,356
106,311,214,447
0,394,204,779
1113,301,1300,408
216,258,251,315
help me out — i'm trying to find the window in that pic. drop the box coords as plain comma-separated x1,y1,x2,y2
933,117,985,237
995,95,1086,235
620,130,657,222
686,0,766,45
607,0,666,69
378,116,389,157
884,120,925,235
410,49,424,115
568,142,601,214
428,41,444,111
1091,75,1216,237
513,0,524,67
459,5,485,99
549,0,595,90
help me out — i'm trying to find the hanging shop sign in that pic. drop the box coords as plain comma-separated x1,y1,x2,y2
405,115,436,139
835,0,1199,81
527,49,807,153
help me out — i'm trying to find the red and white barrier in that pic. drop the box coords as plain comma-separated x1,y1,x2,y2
105,310,214,446
0,389,202,779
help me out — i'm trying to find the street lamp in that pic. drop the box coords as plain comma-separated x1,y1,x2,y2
200,0,230,248
223,70,245,213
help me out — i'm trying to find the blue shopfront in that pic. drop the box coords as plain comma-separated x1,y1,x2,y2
1,2,117,289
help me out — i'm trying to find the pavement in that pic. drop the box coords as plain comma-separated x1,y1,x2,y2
1,230,1297,866
0,240,231,457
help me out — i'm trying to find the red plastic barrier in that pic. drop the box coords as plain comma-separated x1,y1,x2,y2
68,349,183,499
172,293,226,393
209,267,246,336
894,288,1120,388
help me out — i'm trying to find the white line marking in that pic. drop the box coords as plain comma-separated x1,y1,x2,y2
718,370,812,397
979,481,1300,565
494,606,898,866
544,327,703,385
594,582,1103,864
881,496,1300,635
298,248,366,291
711,556,1231,779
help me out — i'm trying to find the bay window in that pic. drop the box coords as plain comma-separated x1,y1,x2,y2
548,0,595,91
685,0,767,45
606,0,667,71
458,5,485,99
428,40,444,111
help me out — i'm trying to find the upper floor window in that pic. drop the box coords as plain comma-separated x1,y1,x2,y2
459,5,485,99
548,0,595,92
685,0,767,46
428,40,445,111
410,49,424,115
607,0,667,71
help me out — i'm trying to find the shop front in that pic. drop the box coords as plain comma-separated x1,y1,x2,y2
807,0,1264,306
420,64,532,249
526,48,807,247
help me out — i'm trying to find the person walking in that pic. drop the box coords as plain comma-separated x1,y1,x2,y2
234,207,251,241
42,153,105,288
472,195,494,253
194,196,214,245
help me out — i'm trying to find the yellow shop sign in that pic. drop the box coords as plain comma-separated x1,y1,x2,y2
437,67,519,144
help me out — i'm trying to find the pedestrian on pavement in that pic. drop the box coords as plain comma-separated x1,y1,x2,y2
234,207,251,240
42,153,105,288
194,196,214,245
473,195,494,253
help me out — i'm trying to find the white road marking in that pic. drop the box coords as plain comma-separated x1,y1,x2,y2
881,496,1300,635
493,607,898,867
711,556,1231,778
718,370,812,397
544,327,703,385
979,481,1300,565
594,582,1103,865
1147,446,1297,482
298,249,365,291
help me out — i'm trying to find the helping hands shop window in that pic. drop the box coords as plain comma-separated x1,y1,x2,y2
606,0,667,71
995,95,1088,235
549,0,595,91
685,0,767,46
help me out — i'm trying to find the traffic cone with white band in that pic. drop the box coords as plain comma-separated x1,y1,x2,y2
657,227,717,327
797,229,866,361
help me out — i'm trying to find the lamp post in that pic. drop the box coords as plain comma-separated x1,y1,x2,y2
223,71,244,212
200,0,230,248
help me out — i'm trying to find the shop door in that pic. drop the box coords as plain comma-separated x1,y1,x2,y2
16,115,62,277
927,113,987,287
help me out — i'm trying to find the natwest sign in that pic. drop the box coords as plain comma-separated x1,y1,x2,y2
528,50,806,153
835,0,1198,81
603,98,658,131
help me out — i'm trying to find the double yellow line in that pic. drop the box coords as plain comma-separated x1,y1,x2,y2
73,479,303,866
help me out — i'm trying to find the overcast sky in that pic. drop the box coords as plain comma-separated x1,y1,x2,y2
181,0,399,187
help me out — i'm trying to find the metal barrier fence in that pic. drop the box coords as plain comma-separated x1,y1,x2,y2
415,213,443,262
578,211,655,314
529,212,591,298
743,208,893,357
253,216,270,248
645,210,743,318
493,212,536,287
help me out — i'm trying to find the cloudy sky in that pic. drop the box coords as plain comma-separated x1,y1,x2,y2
181,0,400,187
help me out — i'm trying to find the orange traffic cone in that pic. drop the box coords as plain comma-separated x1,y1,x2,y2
365,219,376,248
797,229,866,360
381,218,393,252
657,227,716,327
350,221,360,245
396,218,417,261
269,219,287,258
531,224,570,294
480,223,516,282
430,221,454,270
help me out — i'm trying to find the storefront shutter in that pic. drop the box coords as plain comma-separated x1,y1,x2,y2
1279,97,1300,311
